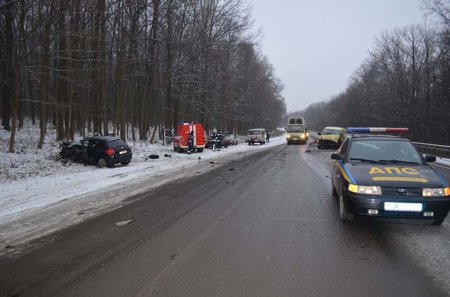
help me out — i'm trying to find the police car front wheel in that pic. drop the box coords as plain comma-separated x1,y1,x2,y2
331,182,337,197
433,215,447,226
339,192,354,222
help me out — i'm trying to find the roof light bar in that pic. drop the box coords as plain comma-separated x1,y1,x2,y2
346,127,409,134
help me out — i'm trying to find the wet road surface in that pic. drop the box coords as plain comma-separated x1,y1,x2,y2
1,144,450,297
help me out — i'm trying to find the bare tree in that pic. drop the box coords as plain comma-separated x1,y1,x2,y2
1,0,286,148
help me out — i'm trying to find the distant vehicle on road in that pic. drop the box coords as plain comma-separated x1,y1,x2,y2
246,128,266,145
287,116,306,126
331,127,450,225
286,124,309,145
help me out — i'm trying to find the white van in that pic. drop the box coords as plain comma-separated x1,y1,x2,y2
246,128,266,145
286,124,309,144
287,116,306,126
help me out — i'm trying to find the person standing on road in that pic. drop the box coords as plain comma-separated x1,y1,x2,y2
266,130,271,143
187,131,194,154
215,130,223,151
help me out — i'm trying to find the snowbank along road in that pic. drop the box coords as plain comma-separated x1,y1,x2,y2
0,135,285,254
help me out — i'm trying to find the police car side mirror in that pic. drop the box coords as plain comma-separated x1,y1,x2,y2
424,155,436,163
318,132,321,136
331,153,343,160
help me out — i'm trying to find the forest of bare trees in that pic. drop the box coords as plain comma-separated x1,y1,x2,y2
0,0,286,152
300,0,450,145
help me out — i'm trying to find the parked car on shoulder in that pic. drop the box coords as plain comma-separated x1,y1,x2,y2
205,132,226,149
222,132,238,147
246,128,266,145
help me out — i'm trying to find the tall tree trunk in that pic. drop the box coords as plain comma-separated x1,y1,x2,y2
37,4,53,149
1,0,15,131
9,65,21,153
56,0,68,140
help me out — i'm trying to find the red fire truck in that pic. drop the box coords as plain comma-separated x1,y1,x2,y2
173,122,205,153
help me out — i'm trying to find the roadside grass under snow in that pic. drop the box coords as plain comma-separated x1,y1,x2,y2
1,122,65,182
0,121,179,183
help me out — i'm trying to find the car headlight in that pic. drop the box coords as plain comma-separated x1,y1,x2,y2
300,133,305,138
348,183,382,195
287,134,291,138
423,187,450,197
306,132,310,137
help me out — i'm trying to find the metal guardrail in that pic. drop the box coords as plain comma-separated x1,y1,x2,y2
412,142,450,159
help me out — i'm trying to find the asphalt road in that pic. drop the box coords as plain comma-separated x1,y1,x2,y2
1,143,450,297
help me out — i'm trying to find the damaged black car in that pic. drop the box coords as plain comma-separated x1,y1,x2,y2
60,136,132,168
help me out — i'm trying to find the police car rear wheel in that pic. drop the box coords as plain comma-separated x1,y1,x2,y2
339,192,353,222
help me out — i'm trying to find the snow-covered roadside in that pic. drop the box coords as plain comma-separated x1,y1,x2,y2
0,129,285,255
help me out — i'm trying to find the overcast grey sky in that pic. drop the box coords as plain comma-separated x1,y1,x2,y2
246,0,426,112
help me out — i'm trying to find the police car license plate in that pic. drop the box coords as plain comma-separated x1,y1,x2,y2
119,150,127,155
384,202,422,212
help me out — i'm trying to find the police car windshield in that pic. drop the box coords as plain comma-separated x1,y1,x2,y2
347,140,422,165
322,129,341,135
287,125,305,132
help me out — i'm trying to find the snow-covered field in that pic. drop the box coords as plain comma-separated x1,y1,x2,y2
0,122,285,255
